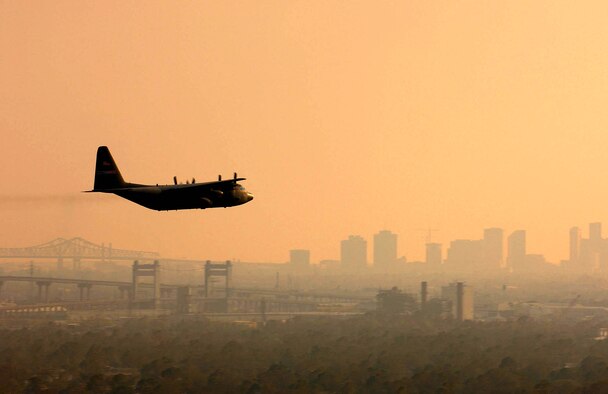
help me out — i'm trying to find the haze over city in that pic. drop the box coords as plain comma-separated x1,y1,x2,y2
3,2,608,263
7,2,608,393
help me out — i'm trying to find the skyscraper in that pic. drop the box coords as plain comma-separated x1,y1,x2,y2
425,243,442,265
569,226,580,264
373,230,397,269
446,239,483,268
341,235,367,269
507,230,526,271
590,222,602,243
569,223,605,273
289,249,310,268
483,228,503,268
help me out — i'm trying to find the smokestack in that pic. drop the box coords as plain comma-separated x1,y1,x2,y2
456,282,464,322
420,281,428,309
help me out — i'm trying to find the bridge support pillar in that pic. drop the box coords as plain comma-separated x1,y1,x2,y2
177,287,194,314
204,260,232,298
132,260,161,309
204,260,232,313
118,285,131,300
260,298,267,322
36,281,51,303
77,283,92,301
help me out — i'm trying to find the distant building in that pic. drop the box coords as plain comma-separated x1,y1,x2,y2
373,230,397,269
341,235,367,269
396,256,407,265
483,228,503,268
289,249,310,268
569,226,580,264
590,222,602,244
578,238,596,271
507,230,526,271
319,259,339,270
376,287,416,314
524,254,549,268
571,222,608,273
441,282,474,321
445,229,502,270
446,239,483,269
425,243,442,265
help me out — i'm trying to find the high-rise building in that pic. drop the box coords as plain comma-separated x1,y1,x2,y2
570,223,608,273
425,243,442,265
507,230,526,271
579,238,593,271
441,282,474,321
373,230,397,268
590,222,602,243
483,228,503,268
569,226,580,264
446,239,483,268
289,249,310,267
341,235,367,268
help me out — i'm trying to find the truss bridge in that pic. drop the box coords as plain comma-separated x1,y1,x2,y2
0,237,159,262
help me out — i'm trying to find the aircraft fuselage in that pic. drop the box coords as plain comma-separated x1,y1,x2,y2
108,182,253,211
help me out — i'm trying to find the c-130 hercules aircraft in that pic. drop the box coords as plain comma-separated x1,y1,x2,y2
88,146,254,211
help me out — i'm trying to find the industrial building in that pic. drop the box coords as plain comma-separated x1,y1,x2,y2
441,282,474,321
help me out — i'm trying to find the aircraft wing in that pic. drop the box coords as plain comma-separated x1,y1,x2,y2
164,178,247,191
86,178,246,193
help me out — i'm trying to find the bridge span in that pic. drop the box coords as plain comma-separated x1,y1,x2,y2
0,259,372,318
0,275,368,304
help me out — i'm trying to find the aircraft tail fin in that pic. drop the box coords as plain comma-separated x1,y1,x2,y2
93,146,126,190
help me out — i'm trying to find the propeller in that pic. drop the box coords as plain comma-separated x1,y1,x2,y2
218,175,222,181
173,176,177,185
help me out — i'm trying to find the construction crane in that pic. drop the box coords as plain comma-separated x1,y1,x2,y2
416,228,440,243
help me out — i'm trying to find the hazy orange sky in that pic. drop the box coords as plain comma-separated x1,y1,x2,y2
2,1,608,263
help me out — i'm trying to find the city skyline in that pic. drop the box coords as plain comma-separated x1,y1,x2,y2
4,221,608,267
53,221,608,268
323,222,608,267
3,2,608,264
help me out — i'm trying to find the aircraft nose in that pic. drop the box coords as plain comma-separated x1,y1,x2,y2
247,192,254,202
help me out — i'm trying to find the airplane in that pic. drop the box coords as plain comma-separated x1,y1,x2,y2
88,146,254,211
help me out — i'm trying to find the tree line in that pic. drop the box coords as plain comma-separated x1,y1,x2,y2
2,314,608,393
